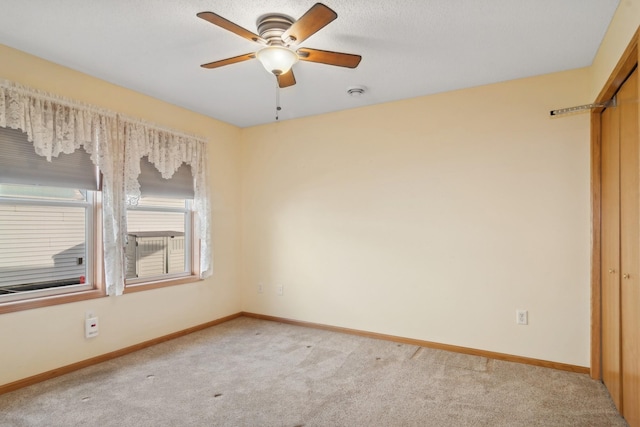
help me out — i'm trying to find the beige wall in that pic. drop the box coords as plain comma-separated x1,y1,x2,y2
240,68,592,366
589,0,640,100
0,45,242,386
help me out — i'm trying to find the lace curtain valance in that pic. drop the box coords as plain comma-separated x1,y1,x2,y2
0,79,212,295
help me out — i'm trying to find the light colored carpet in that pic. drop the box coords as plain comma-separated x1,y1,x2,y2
0,317,627,427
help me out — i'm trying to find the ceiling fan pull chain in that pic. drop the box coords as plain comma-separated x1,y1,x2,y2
275,78,282,121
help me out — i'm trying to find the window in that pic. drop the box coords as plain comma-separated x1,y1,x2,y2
0,184,96,301
1,78,212,309
126,196,192,281
0,127,103,309
124,157,198,291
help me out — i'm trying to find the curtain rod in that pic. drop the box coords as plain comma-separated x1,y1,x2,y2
550,97,616,116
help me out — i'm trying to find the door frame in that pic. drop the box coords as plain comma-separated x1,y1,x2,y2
591,27,639,380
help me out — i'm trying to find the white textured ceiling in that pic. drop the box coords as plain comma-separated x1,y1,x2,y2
0,1,620,128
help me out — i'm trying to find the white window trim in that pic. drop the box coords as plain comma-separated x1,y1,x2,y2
124,200,194,286
0,190,103,307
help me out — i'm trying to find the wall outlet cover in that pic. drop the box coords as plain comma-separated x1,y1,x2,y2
516,309,528,325
85,316,99,338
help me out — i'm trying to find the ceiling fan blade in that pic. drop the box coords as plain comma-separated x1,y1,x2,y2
277,70,296,88
281,3,337,46
297,48,362,68
201,53,255,69
197,11,266,45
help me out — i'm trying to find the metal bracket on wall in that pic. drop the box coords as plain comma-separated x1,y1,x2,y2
550,96,616,116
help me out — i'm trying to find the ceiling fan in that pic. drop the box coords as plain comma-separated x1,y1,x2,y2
197,3,362,88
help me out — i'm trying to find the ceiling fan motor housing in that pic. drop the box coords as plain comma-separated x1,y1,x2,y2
257,14,294,46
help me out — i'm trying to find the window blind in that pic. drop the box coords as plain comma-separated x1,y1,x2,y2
0,127,99,190
138,156,194,199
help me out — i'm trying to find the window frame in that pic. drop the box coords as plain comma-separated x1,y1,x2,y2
123,156,202,293
0,190,105,314
123,202,201,294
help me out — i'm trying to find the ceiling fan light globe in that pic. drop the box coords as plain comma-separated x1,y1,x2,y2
256,46,298,76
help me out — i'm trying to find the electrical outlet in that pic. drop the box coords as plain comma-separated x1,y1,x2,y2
276,284,284,296
85,313,99,338
257,282,264,293
516,309,528,325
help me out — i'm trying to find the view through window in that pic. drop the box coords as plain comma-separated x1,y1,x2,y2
125,196,192,282
0,184,94,301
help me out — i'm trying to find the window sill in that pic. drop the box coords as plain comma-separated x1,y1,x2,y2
0,288,106,315
124,275,201,293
